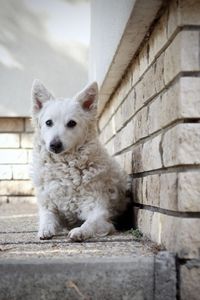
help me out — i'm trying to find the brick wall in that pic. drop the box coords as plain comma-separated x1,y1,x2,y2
98,0,200,298
0,118,35,204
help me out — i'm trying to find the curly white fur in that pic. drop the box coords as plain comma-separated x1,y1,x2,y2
30,80,128,241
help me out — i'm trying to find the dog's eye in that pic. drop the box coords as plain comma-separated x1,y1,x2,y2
67,120,77,128
46,119,53,127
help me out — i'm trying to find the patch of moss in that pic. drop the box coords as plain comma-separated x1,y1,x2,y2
127,228,143,239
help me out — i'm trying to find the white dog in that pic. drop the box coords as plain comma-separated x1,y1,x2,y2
31,80,128,241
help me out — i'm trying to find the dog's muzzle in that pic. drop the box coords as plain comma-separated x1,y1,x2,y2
49,139,63,154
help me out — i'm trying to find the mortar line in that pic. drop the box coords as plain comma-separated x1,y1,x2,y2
112,117,200,157
0,239,138,246
130,165,200,178
133,203,200,218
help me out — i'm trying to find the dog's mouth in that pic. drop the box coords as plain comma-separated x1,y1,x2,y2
49,148,63,154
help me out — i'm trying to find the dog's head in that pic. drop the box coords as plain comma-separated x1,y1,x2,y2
31,79,98,154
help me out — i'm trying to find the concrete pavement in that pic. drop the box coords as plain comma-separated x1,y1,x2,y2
0,202,177,299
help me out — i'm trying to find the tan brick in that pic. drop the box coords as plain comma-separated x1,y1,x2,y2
0,165,12,180
132,144,143,173
114,119,135,154
137,209,200,258
98,104,113,131
113,88,136,132
138,209,154,238
180,0,200,26
0,196,8,204
0,180,34,196
142,63,156,104
134,79,145,113
142,135,162,172
180,261,200,300
12,165,30,180
162,124,200,167
28,150,33,163
0,133,20,148
7,196,36,204
143,174,160,207
115,151,132,174
0,149,27,164
132,177,143,203
105,139,115,156
167,0,200,38
178,171,200,211
0,118,24,132
134,107,148,142
160,173,178,211
132,136,162,174
100,117,116,145
180,77,200,118
167,0,179,38
159,76,200,129
164,30,200,84
148,95,161,135
138,44,149,78
160,81,180,128
21,133,33,148
25,118,34,133
130,57,140,87
148,10,168,63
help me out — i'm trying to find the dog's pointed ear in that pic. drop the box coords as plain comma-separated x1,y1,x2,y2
75,82,98,112
31,79,54,114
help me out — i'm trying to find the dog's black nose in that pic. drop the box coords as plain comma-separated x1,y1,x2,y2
50,140,63,153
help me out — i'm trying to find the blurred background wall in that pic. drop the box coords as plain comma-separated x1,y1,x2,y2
0,0,90,117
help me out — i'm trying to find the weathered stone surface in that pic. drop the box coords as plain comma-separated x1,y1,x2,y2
160,173,177,211
162,124,200,167
180,0,200,26
180,259,200,300
178,171,200,211
25,118,34,133
0,133,20,148
143,174,160,207
115,150,132,174
12,165,30,180
0,258,155,300
141,135,162,172
21,133,33,148
154,252,176,300
148,10,168,63
0,118,24,132
180,77,200,118
0,180,34,196
0,149,27,164
0,165,12,180
137,209,200,259
132,177,143,204
164,30,200,84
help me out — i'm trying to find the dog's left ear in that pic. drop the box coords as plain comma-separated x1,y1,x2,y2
31,79,54,115
75,82,98,112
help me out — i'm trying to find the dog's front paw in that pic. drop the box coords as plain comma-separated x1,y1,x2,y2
68,227,89,242
38,224,56,240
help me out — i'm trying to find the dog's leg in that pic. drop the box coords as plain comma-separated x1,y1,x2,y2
68,209,115,242
38,206,59,240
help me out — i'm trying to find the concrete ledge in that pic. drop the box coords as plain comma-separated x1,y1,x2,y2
0,202,176,299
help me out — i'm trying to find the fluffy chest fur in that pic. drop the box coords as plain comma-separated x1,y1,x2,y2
31,141,127,225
